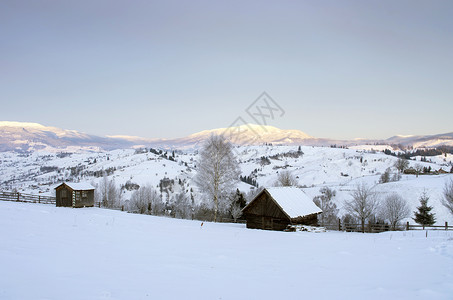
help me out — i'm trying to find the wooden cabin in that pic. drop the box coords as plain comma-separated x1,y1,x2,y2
55,182,95,208
242,187,322,231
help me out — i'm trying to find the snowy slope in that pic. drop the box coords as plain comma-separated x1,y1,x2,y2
1,144,452,224
0,201,452,300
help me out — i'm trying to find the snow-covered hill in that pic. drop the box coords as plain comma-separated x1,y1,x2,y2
1,201,452,300
1,144,452,224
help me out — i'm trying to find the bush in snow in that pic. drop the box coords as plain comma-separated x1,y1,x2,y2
274,170,298,187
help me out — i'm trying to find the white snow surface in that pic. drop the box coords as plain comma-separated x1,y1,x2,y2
265,187,322,218
59,182,95,190
1,201,452,300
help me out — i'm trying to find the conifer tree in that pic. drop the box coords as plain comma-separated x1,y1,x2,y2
413,191,436,226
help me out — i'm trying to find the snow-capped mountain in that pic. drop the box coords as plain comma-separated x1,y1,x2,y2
0,121,452,152
0,121,137,152
385,132,453,148
152,124,314,148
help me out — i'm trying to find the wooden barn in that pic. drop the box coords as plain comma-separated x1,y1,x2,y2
242,187,322,231
55,182,95,208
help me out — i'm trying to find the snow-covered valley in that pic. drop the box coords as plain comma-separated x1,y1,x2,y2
1,201,452,300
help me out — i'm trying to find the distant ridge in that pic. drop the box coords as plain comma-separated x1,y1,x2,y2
0,121,452,152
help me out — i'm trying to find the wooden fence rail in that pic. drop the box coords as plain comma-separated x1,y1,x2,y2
0,191,56,204
320,219,452,233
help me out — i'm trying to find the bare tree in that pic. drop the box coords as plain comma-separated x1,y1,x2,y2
274,170,298,187
194,135,240,222
343,183,379,233
394,158,409,174
96,176,121,208
129,184,163,215
414,164,423,178
442,179,453,216
313,187,338,226
380,193,410,230
379,168,391,184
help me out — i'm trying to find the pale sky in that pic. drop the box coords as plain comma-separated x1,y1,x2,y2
1,0,452,140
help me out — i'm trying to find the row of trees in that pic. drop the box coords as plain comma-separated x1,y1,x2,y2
315,181,453,232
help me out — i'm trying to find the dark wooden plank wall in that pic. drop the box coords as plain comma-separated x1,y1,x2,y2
56,186,95,207
243,192,288,219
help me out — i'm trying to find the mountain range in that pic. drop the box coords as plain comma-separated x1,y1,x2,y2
0,121,452,152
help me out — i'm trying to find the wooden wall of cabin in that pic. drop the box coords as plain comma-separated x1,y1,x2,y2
73,190,94,208
56,187,73,207
245,215,289,231
243,192,288,219
291,213,319,226
243,192,290,231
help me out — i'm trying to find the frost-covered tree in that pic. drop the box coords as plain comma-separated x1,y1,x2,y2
194,135,240,222
173,191,191,219
129,184,163,215
274,170,298,187
441,179,453,216
343,183,379,232
380,193,410,230
413,191,436,226
313,187,338,226
96,176,120,208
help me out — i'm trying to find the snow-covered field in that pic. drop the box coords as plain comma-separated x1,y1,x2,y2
1,201,452,300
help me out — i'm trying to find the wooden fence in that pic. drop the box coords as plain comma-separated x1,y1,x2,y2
321,219,452,233
0,191,56,204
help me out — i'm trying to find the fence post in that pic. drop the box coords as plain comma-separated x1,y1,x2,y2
406,221,409,231
338,218,341,231
17,192,20,202
38,196,41,203
98,202,101,208
121,205,124,211
446,222,448,231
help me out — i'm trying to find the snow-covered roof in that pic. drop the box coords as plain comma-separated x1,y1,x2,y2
56,182,95,191
265,187,322,219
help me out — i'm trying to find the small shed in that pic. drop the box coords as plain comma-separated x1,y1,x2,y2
242,187,322,231
55,182,95,208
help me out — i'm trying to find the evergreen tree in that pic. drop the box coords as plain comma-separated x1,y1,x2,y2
230,189,246,221
413,191,436,226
